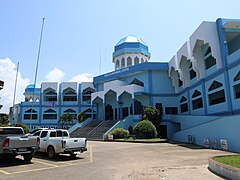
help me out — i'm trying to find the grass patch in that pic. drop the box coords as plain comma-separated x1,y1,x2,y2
213,155,240,168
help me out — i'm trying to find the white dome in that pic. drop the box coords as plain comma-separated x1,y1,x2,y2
116,35,147,46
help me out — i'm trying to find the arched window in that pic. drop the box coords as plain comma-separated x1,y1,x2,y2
191,90,203,110
121,58,125,68
84,108,96,118
127,57,132,67
64,108,76,113
233,71,240,99
141,58,144,63
115,59,120,70
192,90,201,98
43,108,57,119
180,96,188,113
63,87,77,101
82,87,95,104
234,71,240,82
208,81,223,91
208,81,226,106
24,109,38,120
202,44,216,70
63,109,77,120
43,88,57,102
134,57,139,65
130,78,144,87
189,62,196,80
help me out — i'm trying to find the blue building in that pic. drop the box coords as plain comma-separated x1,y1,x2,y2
12,18,240,152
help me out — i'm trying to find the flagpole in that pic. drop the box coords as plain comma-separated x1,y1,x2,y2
12,62,19,125
30,18,45,131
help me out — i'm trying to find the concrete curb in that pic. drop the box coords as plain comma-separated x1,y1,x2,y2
104,139,168,143
208,156,240,180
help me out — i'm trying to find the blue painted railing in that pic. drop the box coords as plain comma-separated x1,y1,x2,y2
68,118,92,134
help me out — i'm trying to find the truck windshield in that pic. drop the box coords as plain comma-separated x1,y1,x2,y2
0,128,24,135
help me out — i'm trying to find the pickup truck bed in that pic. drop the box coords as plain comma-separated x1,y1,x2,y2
0,127,40,162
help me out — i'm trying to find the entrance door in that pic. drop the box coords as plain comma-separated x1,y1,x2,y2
105,104,113,120
159,125,167,139
134,100,143,115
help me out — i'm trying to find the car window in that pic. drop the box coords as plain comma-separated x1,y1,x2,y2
31,128,42,134
40,131,48,138
33,131,41,136
62,131,68,137
0,128,24,135
56,130,62,137
56,130,68,137
50,131,56,137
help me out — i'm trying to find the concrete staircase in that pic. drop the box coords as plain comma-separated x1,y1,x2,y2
70,120,119,140
70,121,101,138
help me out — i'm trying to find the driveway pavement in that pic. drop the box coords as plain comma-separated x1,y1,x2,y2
0,141,234,179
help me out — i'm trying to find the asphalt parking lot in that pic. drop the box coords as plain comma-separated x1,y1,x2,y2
0,141,235,180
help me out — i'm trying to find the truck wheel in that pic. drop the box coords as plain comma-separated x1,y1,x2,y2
23,154,33,162
47,146,56,159
70,153,77,158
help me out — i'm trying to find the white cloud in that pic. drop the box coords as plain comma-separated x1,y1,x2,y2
0,58,30,113
70,73,93,83
45,67,65,82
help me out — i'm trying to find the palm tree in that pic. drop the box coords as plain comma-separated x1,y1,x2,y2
59,113,76,129
59,114,66,129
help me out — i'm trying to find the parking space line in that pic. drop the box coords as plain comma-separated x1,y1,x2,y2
33,160,59,167
0,146,93,175
7,166,57,175
0,169,10,175
90,145,93,163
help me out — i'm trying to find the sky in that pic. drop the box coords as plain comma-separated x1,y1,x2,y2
1,0,240,113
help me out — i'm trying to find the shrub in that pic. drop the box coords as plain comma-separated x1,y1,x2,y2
134,120,157,139
35,125,41,129
78,112,88,123
110,128,129,139
15,123,30,134
0,123,10,127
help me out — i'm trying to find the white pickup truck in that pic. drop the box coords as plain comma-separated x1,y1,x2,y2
0,127,40,162
33,129,87,159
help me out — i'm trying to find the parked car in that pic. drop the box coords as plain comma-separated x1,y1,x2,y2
30,128,49,135
33,129,87,159
0,127,40,162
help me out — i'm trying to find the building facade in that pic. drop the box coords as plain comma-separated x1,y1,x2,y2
13,82,96,129
12,18,240,152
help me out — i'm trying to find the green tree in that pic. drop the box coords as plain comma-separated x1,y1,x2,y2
78,112,88,123
59,113,76,129
0,115,9,125
15,123,30,134
142,106,163,137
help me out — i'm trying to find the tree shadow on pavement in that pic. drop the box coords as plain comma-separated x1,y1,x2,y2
34,152,85,162
171,142,207,150
0,157,32,167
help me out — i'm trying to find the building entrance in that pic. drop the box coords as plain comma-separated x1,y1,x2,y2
105,104,113,120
